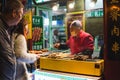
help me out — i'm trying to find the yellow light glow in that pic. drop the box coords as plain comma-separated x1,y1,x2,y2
69,2,75,9
52,4,59,11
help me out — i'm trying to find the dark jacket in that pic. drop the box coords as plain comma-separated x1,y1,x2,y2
0,17,16,80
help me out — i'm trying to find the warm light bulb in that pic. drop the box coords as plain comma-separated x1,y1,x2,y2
52,4,59,11
89,2,95,8
69,2,75,9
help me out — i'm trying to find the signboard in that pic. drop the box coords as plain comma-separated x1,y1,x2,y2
23,10,32,39
66,12,84,39
35,0,50,3
33,16,43,26
106,0,120,60
85,9,103,17
32,16,43,50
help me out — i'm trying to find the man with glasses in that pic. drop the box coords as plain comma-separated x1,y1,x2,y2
0,0,24,80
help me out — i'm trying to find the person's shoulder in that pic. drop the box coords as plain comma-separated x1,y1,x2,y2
17,34,24,37
14,33,25,40
80,30,93,38
82,30,92,36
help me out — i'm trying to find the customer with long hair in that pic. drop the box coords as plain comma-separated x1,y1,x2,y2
13,18,40,80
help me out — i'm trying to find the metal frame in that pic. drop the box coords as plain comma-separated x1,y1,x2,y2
35,6,53,50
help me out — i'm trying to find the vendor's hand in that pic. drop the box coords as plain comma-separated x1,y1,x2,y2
29,50,42,54
29,50,35,53
81,55,89,60
35,51,42,54
68,54,75,58
73,54,89,61
54,43,60,48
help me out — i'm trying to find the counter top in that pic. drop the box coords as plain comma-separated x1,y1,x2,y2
33,69,101,80
40,57,104,76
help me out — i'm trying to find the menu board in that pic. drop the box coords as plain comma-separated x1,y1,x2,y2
32,16,43,50
35,0,50,3
106,0,120,60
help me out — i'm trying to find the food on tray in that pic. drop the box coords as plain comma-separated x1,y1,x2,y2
29,49,48,54
73,54,89,61
29,50,42,54
32,27,42,42
41,49,48,52
47,52,69,59
47,53,58,59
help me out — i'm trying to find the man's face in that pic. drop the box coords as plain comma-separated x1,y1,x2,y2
16,8,24,24
54,30,58,35
70,27,80,37
12,8,23,26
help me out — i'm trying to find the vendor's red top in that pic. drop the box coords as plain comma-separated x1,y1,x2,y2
67,30,94,55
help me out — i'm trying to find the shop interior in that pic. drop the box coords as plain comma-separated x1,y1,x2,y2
31,0,104,80
31,0,104,58
0,0,104,80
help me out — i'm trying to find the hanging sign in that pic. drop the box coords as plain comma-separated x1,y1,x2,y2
32,16,43,50
86,9,103,17
106,0,120,60
35,0,50,3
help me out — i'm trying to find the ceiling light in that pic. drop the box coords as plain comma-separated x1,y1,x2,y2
89,2,95,8
89,0,97,8
52,3,59,11
68,1,75,9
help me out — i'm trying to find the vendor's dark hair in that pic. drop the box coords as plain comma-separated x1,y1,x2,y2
15,17,28,35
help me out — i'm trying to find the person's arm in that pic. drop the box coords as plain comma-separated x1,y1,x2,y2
14,35,38,63
82,35,94,57
55,39,69,50
58,43,69,50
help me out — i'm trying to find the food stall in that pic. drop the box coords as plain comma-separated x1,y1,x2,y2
29,49,104,80
40,57,104,76
28,0,104,80
32,69,101,80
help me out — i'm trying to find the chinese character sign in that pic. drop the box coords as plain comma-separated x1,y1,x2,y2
32,16,43,50
107,0,120,60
